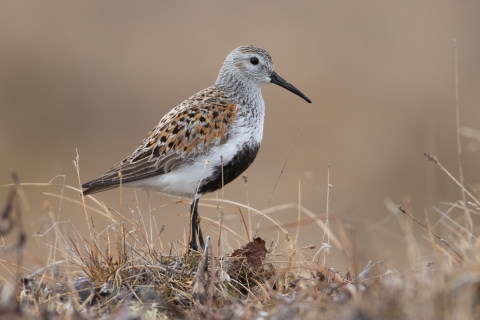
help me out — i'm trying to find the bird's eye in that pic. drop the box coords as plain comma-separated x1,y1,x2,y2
250,57,259,65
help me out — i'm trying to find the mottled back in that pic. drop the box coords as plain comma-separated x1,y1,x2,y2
82,87,237,193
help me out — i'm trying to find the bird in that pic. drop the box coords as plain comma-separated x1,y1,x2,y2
81,45,311,252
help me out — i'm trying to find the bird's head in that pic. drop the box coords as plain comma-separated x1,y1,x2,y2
218,45,311,103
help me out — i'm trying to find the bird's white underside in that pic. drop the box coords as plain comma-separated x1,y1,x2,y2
125,101,265,199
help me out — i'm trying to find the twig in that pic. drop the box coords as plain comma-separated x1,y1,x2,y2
423,152,480,206
396,205,465,263
242,174,252,241
237,206,250,242
254,120,307,236
218,155,224,256
294,179,301,246
432,206,477,240
321,165,332,267
47,175,66,263
119,165,123,223
73,149,95,244
208,236,216,312
192,236,211,304
453,39,473,233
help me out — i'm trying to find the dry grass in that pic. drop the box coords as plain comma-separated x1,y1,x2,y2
0,148,479,320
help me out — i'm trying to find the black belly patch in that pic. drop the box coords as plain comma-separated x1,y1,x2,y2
198,143,260,194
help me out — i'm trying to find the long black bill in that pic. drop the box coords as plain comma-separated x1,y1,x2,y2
270,71,312,103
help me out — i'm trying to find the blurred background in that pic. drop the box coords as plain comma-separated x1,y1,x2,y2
1,1,480,273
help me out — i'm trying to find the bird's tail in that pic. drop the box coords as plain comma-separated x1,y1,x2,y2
82,185,118,196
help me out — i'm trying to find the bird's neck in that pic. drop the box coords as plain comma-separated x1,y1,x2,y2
214,70,263,107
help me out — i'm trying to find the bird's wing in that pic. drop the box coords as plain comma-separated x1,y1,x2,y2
82,88,237,194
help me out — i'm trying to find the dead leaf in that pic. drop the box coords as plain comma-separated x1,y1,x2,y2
231,237,268,268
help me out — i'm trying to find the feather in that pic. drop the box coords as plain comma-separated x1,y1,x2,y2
81,87,237,191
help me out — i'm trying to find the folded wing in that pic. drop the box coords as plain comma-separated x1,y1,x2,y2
82,88,237,195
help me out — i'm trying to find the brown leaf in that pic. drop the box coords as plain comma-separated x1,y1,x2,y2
231,237,268,268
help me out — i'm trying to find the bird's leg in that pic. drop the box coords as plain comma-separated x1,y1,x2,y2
189,199,199,252
197,214,205,250
189,198,205,252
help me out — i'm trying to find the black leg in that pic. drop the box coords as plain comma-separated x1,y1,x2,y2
194,198,205,249
198,220,205,249
189,198,199,251
189,198,205,252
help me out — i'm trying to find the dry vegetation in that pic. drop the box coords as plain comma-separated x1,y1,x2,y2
1,50,479,318
0,148,479,320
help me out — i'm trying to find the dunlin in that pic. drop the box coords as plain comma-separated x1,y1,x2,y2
82,45,311,251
